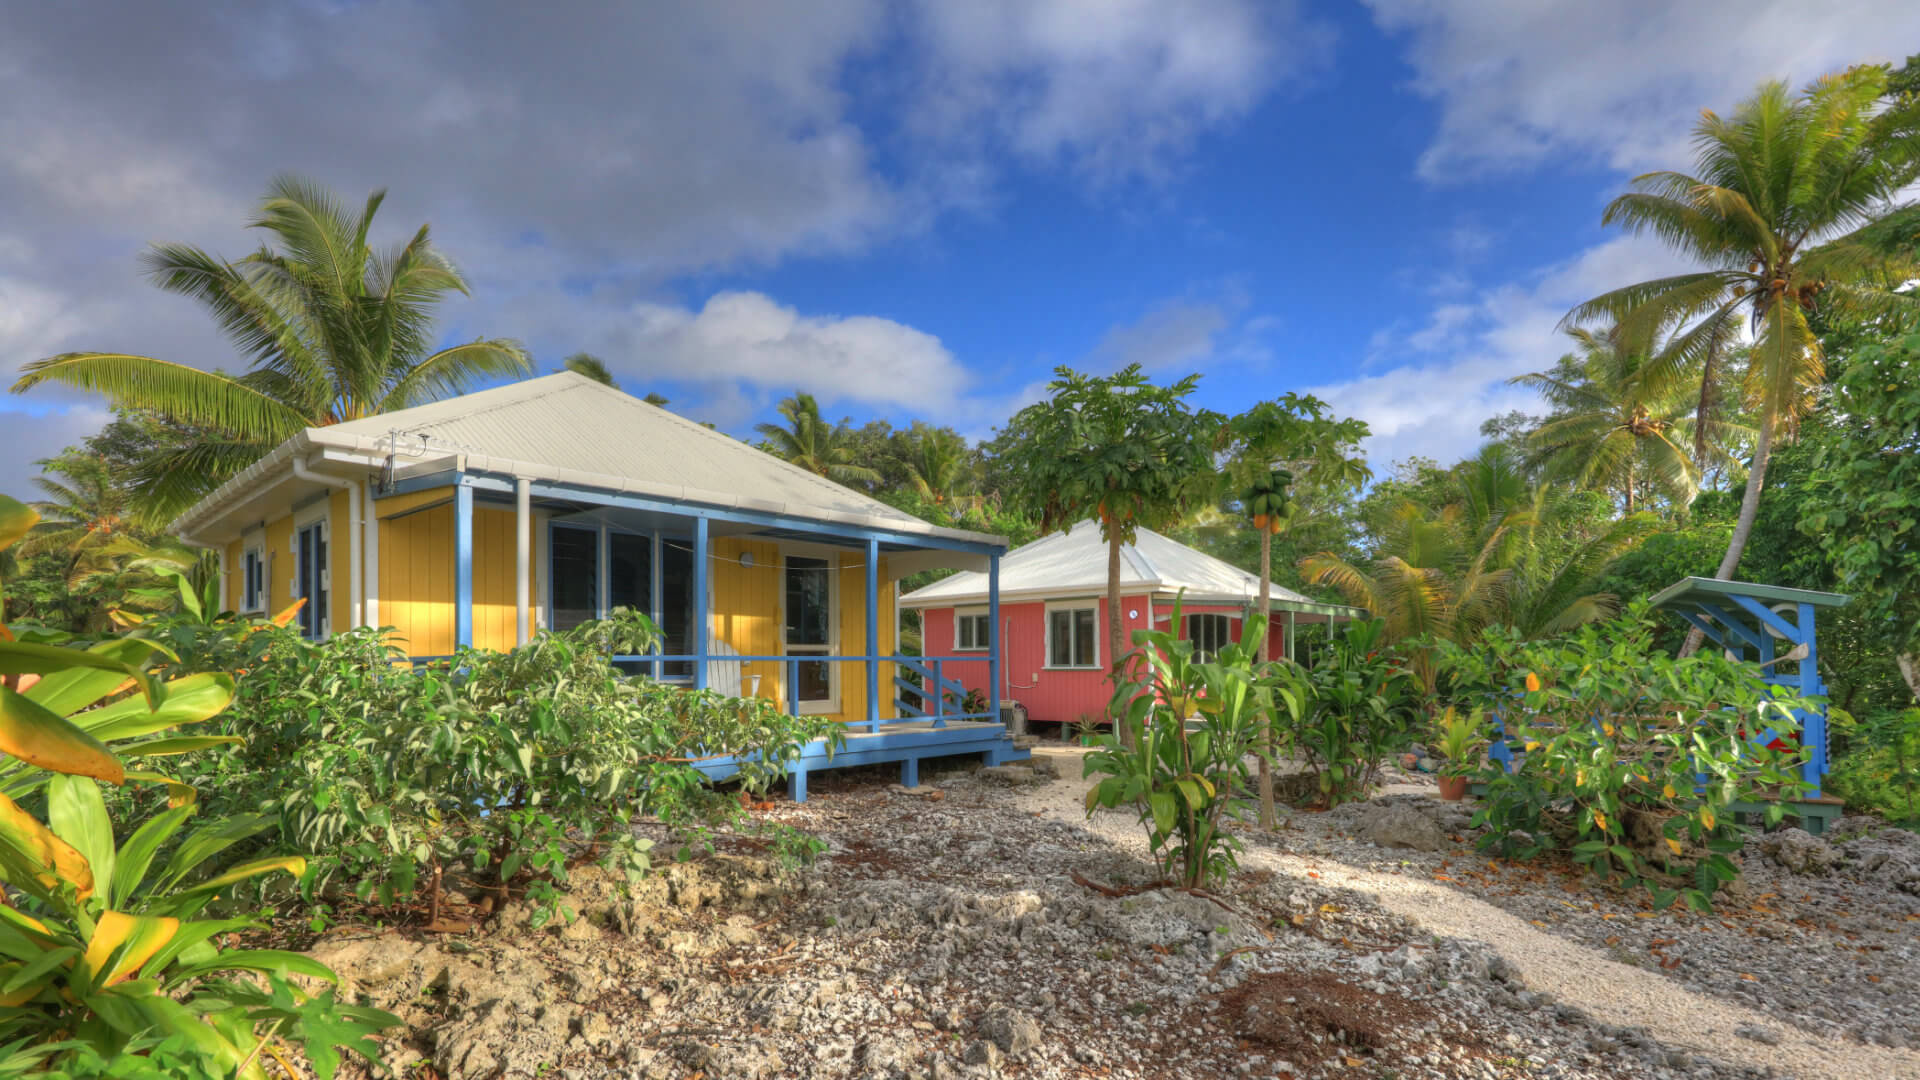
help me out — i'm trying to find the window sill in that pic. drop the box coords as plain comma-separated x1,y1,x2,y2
951,646,988,653
1043,664,1102,671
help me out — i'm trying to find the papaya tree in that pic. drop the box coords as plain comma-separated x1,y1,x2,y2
1222,395,1371,827
1002,365,1223,745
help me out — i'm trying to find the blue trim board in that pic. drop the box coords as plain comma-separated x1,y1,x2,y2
456,473,1004,555
685,723,1030,801
455,479,474,648
866,538,880,733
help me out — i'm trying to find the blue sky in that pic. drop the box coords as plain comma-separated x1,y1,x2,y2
3,1,1916,499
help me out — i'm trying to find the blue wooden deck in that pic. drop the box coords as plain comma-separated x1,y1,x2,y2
687,719,1030,801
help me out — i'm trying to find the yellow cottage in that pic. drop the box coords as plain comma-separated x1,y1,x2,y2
169,372,1022,798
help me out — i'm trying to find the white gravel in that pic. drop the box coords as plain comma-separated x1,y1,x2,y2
1017,746,1920,1080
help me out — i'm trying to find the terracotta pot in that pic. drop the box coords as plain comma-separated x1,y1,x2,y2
1437,775,1470,801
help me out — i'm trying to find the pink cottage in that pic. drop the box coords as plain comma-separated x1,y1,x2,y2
898,521,1365,731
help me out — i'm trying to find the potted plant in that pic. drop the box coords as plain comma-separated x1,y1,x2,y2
1432,705,1485,801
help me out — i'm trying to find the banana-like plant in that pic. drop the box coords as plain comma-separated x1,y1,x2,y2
0,494,396,1076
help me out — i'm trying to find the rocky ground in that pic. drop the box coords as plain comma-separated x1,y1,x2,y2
310,750,1920,1080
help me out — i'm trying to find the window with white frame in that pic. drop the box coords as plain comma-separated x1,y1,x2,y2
1047,604,1099,668
954,609,990,651
240,542,265,612
1186,613,1232,662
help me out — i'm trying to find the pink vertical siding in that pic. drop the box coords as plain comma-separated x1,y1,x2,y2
919,595,1286,729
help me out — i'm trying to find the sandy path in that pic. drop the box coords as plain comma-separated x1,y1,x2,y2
1014,751,1920,1080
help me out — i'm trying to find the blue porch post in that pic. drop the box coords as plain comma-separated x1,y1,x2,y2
454,479,473,649
1800,601,1825,794
866,538,880,734
692,516,709,690
988,553,1001,726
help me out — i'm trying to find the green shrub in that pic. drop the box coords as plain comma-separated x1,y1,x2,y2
1084,601,1297,887
1828,706,1920,827
167,610,842,926
1273,618,1419,805
1440,606,1819,911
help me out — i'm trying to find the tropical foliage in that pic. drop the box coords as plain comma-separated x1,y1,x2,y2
153,611,841,927
999,365,1223,740
1301,445,1656,694
12,175,532,519
1565,67,1920,587
0,494,398,1076
753,393,883,486
1085,602,1293,887
1269,618,1420,805
1440,607,1817,911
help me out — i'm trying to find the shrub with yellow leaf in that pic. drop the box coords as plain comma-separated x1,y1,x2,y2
0,494,399,1076
1437,605,1817,913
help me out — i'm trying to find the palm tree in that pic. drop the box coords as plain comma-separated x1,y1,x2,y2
1565,68,1920,593
20,452,137,573
754,392,880,486
904,424,973,508
13,175,532,519
1301,447,1655,693
1512,323,1722,512
562,352,617,386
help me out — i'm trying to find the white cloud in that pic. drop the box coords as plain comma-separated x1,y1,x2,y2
1093,299,1232,372
1366,0,1920,179
905,0,1329,182
1312,234,1694,466
603,291,971,413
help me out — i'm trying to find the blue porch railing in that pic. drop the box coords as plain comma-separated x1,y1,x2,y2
600,652,993,733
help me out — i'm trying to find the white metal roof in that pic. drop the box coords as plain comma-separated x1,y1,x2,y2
899,519,1362,616
170,372,1004,549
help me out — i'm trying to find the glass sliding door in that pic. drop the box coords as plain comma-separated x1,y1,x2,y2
607,531,652,674
295,521,327,641
549,525,597,632
784,555,835,713
658,537,696,680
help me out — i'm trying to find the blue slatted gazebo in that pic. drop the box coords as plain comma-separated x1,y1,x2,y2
1648,576,1850,832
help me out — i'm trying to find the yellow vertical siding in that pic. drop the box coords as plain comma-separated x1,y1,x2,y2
265,515,295,615
380,504,454,657
829,552,896,723
327,488,354,633
470,506,521,653
709,537,782,702
223,539,243,611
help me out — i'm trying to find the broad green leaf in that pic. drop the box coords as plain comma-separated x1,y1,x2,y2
47,775,115,891
20,639,166,716
0,791,95,902
153,814,273,894
109,804,195,910
0,641,155,707
165,947,336,985
0,945,78,1001
172,855,307,898
1148,791,1177,837
121,734,245,757
0,686,126,783
79,673,234,742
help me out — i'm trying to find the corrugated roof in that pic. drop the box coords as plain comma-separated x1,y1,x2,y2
900,520,1354,613
171,373,1003,548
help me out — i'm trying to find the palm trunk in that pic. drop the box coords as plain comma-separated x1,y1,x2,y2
1624,469,1635,515
1257,526,1276,830
1680,411,1776,657
1109,530,1131,748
